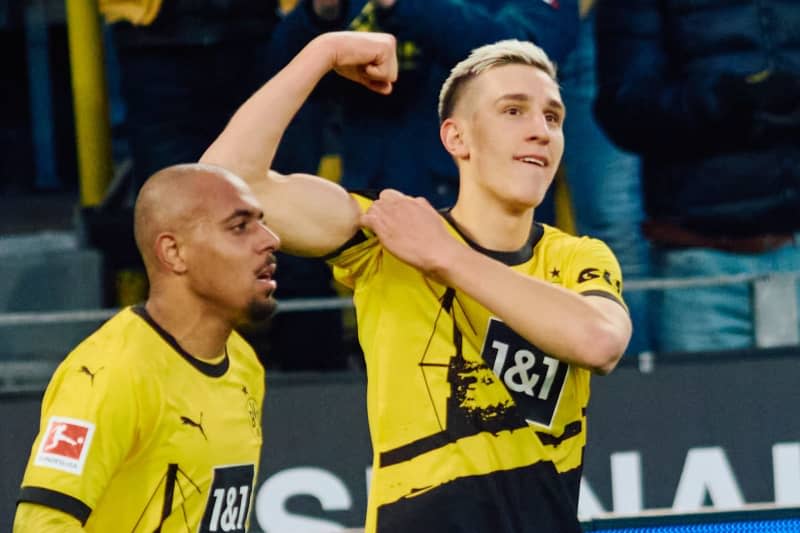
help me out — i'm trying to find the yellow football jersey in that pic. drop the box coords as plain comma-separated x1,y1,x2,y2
328,194,626,532
18,306,264,533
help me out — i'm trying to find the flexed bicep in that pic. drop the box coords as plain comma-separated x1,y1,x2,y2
251,170,362,257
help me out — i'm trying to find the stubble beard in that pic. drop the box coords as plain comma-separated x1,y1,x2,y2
245,297,277,324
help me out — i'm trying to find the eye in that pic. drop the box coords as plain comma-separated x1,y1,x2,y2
504,106,522,116
231,221,249,233
545,112,562,125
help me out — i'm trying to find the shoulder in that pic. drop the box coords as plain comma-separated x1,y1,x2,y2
538,224,615,258
58,308,166,392
38,309,161,433
65,308,144,369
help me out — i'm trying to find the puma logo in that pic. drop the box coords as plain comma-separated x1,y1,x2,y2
79,365,104,385
180,413,207,441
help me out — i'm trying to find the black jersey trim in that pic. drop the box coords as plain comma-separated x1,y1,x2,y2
441,210,543,265
131,305,229,378
351,188,380,200
18,486,92,525
320,189,380,261
376,461,583,533
156,463,179,532
580,290,628,312
320,228,369,261
536,419,582,447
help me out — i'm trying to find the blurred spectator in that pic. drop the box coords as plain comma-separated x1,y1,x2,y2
0,12,77,195
268,0,580,209
594,0,800,353
558,0,652,355
99,0,279,197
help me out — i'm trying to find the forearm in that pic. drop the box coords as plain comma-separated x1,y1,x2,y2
434,246,628,373
201,34,337,185
14,503,85,533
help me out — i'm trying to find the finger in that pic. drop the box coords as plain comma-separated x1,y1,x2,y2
365,61,398,83
414,196,432,208
365,79,393,95
379,189,404,200
363,213,391,240
364,201,385,218
361,212,380,232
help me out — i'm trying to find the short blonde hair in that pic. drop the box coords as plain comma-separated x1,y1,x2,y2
438,39,557,123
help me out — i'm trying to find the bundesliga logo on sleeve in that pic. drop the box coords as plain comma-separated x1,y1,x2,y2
34,416,95,475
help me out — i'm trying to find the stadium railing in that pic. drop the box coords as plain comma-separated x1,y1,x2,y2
1,271,799,394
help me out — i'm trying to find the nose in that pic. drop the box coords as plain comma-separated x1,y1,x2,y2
527,113,551,144
257,221,281,253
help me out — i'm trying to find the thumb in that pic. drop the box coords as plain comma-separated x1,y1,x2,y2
364,79,393,95
360,212,376,229
365,61,397,81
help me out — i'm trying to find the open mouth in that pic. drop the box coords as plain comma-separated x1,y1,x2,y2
515,156,547,167
255,262,277,292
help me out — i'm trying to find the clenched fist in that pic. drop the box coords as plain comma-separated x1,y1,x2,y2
317,31,398,95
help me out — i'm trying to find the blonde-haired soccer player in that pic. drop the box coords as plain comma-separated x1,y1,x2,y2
202,34,632,532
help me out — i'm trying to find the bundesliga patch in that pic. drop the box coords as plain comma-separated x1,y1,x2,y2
541,0,559,8
34,416,95,475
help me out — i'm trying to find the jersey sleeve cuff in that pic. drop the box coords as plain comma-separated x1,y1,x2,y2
18,486,92,525
320,228,370,261
580,289,628,313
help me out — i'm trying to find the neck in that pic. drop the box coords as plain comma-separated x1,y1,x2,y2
145,287,234,361
450,187,535,251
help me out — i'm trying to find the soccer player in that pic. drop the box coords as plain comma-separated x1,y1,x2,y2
201,32,632,532
12,165,278,532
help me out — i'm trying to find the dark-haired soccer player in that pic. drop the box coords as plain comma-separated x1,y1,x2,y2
13,31,399,533
202,33,632,533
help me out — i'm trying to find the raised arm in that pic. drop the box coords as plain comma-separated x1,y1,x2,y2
201,31,398,256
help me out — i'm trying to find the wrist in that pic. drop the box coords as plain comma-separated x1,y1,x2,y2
305,33,340,75
427,240,467,284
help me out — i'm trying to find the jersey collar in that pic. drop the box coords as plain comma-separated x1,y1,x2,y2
440,209,543,266
131,305,230,378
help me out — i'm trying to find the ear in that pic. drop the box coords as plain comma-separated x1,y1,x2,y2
440,118,469,160
154,233,188,274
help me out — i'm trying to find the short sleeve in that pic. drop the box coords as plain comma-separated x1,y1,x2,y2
18,342,142,522
325,193,383,289
562,237,628,311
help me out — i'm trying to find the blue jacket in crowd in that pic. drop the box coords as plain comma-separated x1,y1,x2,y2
594,0,800,237
269,0,579,207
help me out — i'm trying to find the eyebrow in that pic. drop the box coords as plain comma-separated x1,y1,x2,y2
221,208,263,224
495,93,565,112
